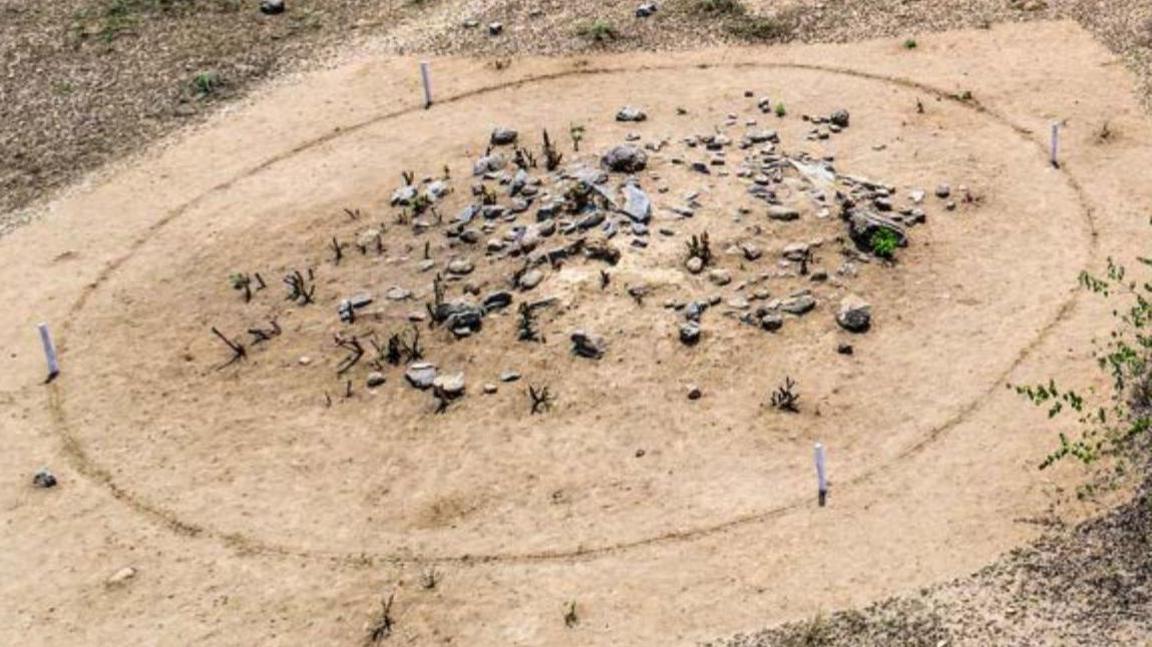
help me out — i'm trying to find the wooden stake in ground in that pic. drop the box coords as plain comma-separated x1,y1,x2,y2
37,322,60,383
1050,122,1060,168
814,442,828,507
420,61,432,109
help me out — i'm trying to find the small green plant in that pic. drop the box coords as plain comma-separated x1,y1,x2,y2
903,38,918,49
191,71,222,97
869,228,900,258
575,19,618,43
774,102,787,118
569,123,586,152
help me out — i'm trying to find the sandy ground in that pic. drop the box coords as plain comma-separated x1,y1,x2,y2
2,21,1151,646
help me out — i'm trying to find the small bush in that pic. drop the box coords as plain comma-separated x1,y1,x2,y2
575,19,618,43
191,71,222,96
692,0,745,14
774,102,787,118
869,228,900,258
728,9,800,42
903,38,918,49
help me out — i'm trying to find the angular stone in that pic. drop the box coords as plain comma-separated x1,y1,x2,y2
836,295,872,332
405,362,438,389
571,330,606,359
490,127,518,146
601,145,648,173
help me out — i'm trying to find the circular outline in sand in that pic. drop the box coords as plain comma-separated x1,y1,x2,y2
48,61,1097,566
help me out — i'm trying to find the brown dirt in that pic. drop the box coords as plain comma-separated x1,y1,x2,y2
3,21,1151,646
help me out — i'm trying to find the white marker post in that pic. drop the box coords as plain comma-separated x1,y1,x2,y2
814,442,827,507
38,322,60,383
420,61,433,110
1050,122,1060,169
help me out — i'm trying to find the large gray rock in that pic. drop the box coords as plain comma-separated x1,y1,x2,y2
601,145,648,173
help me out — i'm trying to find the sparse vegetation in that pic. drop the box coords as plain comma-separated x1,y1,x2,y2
1015,247,1152,489
770,377,800,412
575,19,619,43
191,71,223,97
903,37,919,49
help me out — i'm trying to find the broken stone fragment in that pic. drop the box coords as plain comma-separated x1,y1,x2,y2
571,330,606,359
405,362,438,389
446,258,474,275
679,322,701,345
490,127,518,146
836,295,872,332
482,291,513,311
767,205,800,221
32,468,57,489
615,106,647,122
390,185,417,206
781,294,816,315
433,373,466,397
621,184,652,223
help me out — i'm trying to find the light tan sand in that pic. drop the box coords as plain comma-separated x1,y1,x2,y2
1,20,1150,646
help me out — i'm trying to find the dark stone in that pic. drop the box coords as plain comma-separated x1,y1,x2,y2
32,469,57,489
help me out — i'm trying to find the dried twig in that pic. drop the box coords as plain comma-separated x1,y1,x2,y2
210,327,247,369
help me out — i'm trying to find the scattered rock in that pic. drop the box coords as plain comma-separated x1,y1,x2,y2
685,257,704,274
622,184,652,223
433,373,466,397
571,330,606,359
405,362,438,389
490,127,518,146
487,22,503,35
483,383,498,394
836,295,872,332
830,109,850,128
259,0,285,15
32,469,57,489
687,385,702,400
447,258,475,275
483,291,513,311
518,269,544,290
782,242,810,261
500,370,521,382
366,372,387,388
616,106,648,122
601,145,648,173
385,286,412,301
767,205,800,221
390,185,417,206
635,2,657,17
837,342,855,355
781,294,816,315
106,566,137,586
759,312,784,331
680,322,701,345
935,184,951,198
708,269,732,286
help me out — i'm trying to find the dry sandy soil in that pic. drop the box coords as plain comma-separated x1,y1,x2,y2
2,19,1151,647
